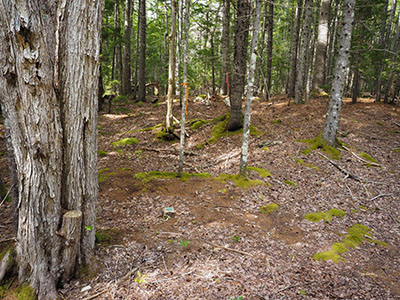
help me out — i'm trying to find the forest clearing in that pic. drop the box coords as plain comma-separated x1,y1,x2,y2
2,95,400,299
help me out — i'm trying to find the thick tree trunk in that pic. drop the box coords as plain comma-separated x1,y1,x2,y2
166,0,177,129
114,0,123,94
288,0,303,98
0,1,102,299
220,0,230,95
240,0,262,175
323,0,355,146
138,0,147,101
295,0,313,104
122,0,133,95
227,0,250,131
265,0,275,101
313,0,330,91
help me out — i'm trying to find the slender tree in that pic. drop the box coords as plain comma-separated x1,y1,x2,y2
240,0,262,175
166,0,177,129
265,0,275,101
227,0,250,131
0,0,102,298
313,0,330,91
138,0,147,101
114,0,123,93
122,0,133,95
220,0,231,95
323,0,355,146
288,0,303,98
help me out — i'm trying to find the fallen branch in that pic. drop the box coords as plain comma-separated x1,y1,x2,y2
82,289,107,300
202,240,252,256
393,121,400,128
0,184,15,208
317,152,361,181
342,146,381,167
368,194,391,201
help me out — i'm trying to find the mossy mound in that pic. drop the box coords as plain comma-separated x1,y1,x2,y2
260,203,279,214
247,166,272,178
189,119,208,130
111,137,139,147
299,134,341,160
360,152,379,164
155,129,179,142
304,208,346,222
312,224,387,263
14,284,36,300
135,171,211,184
215,174,262,189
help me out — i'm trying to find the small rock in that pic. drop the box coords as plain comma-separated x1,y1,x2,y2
80,285,91,292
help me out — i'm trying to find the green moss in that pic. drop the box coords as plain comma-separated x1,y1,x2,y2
295,158,319,170
98,150,108,157
135,171,211,184
136,101,143,106
155,129,178,141
260,203,279,214
271,119,282,124
189,119,208,130
216,174,262,189
98,168,117,183
393,148,400,153
299,134,341,160
304,208,346,222
95,230,113,246
114,107,131,114
14,284,36,300
360,152,379,164
111,137,139,147
376,121,383,126
247,166,272,177
0,280,12,298
284,180,297,186
113,95,130,104
313,224,386,263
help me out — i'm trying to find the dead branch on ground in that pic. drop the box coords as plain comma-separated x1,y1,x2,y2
317,152,361,181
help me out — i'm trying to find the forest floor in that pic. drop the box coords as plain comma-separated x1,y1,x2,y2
1,95,400,300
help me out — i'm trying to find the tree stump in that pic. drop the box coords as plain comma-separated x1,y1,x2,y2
61,210,82,284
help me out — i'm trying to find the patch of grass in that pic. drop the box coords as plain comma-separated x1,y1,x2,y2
98,168,117,183
14,284,36,300
299,133,341,160
294,158,319,170
216,174,262,189
313,224,387,263
247,166,272,177
284,180,297,186
304,208,347,222
98,150,108,157
111,137,139,147
135,171,211,184
271,119,282,124
260,203,279,214
360,152,379,164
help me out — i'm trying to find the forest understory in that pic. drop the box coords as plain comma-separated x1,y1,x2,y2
1,95,399,299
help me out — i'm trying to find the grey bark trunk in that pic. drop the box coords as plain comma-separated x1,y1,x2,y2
295,0,313,104
0,1,102,299
115,0,123,94
374,0,388,100
122,0,133,95
323,0,355,146
326,0,340,85
265,0,275,101
313,0,330,91
138,0,147,101
166,0,177,129
227,0,250,131
240,0,262,175
288,0,303,98
220,0,230,95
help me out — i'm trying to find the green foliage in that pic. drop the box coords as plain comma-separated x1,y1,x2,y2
299,134,341,160
134,271,147,284
232,235,240,243
98,150,108,157
95,229,114,246
111,138,139,147
304,208,347,222
312,224,386,263
178,239,190,247
14,284,36,300
260,203,279,214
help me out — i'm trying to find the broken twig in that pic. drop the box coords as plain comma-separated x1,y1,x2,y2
368,194,391,201
317,152,361,181
202,240,252,256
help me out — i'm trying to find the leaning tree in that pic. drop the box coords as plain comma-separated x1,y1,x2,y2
0,1,103,299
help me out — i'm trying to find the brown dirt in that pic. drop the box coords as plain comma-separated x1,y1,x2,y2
1,95,400,299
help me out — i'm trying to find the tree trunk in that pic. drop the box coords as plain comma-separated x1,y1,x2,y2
240,0,262,175
220,0,231,95
374,0,388,100
122,0,133,95
326,0,340,85
0,1,102,299
138,0,147,101
227,0,250,131
323,0,355,146
163,2,169,95
265,0,275,101
352,64,360,104
178,0,191,177
166,0,177,129
115,0,123,94
288,0,303,98
313,0,330,91
295,0,313,104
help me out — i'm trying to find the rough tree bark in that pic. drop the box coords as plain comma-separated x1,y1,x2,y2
288,0,303,98
166,0,177,129
227,0,250,131
220,0,230,95
114,0,123,94
0,1,102,299
313,0,330,91
240,0,262,175
295,0,313,104
122,0,133,95
138,0,147,101
265,0,275,101
323,0,355,146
